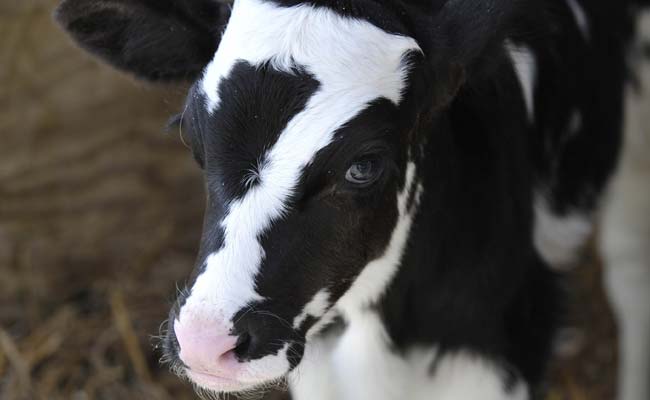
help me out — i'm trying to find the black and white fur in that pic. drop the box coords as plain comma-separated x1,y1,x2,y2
55,0,650,399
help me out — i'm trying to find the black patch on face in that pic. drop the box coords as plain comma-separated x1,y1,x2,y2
185,61,320,199
177,60,320,280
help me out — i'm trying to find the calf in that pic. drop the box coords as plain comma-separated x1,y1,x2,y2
56,0,650,399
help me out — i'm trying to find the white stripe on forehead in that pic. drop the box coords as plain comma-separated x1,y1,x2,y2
201,0,419,111
180,0,420,324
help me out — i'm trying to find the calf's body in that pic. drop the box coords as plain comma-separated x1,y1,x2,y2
55,0,650,399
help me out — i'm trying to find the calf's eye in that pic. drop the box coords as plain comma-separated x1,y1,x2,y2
345,157,381,186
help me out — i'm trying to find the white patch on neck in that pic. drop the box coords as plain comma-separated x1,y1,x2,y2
290,311,529,400
506,41,537,122
293,289,330,329
330,311,409,399
411,350,529,400
533,194,592,269
566,0,590,40
337,162,422,316
180,0,419,325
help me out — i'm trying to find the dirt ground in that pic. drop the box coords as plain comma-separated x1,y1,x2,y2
0,1,618,399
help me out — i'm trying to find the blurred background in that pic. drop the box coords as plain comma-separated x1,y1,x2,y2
0,1,619,399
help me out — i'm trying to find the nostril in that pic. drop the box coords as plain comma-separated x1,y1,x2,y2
234,332,252,358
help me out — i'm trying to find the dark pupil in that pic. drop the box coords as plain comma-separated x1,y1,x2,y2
351,160,373,180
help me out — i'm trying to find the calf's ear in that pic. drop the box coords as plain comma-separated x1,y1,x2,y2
55,0,231,81
421,0,521,108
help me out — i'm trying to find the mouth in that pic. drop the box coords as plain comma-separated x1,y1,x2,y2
182,367,286,394
185,369,252,392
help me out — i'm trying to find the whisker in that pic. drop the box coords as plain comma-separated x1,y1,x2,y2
251,310,296,333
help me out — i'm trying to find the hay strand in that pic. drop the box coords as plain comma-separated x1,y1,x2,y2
0,328,31,397
110,288,153,383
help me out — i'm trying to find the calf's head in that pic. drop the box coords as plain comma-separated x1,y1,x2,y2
57,0,513,394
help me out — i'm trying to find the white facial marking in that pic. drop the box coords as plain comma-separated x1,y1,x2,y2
533,194,592,270
180,0,419,341
566,0,590,40
290,311,528,400
293,289,330,329
506,41,537,122
202,0,419,111
337,162,423,316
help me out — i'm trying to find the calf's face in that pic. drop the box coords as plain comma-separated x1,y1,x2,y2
57,0,499,394
166,1,425,391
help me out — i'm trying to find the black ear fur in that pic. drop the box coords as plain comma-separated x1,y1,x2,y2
412,0,520,108
430,0,516,67
55,0,232,81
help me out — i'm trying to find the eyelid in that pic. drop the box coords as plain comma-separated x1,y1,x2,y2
354,142,391,158
348,140,396,171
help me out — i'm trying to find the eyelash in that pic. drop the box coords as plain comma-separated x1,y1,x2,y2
168,111,206,169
